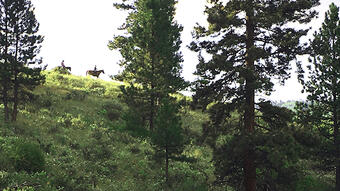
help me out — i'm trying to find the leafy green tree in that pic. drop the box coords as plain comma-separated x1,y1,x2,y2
190,0,319,190
151,98,184,186
301,3,340,190
0,0,44,122
109,0,187,131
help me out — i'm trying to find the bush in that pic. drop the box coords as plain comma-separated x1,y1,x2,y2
11,140,45,173
172,177,208,191
1,171,57,191
84,81,106,96
65,90,87,101
296,176,334,191
101,101,124,121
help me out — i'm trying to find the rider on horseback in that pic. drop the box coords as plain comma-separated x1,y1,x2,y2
60,60,71,72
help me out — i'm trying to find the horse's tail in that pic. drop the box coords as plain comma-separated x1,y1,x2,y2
86,70,89,75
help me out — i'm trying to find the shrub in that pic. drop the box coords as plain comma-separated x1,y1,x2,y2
101,101,124,121
65,90,87,101
296,176,334,191
11,140,45,173
0,171,57,191
84,81,106,96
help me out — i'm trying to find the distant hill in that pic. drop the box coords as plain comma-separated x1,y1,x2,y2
273,100,300,110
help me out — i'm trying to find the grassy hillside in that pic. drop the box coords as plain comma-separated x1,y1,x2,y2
0,69,335,191
0,69,214,191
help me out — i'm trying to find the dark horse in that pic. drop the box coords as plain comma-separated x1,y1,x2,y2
63,66,72,71
57,66,71,72
86,70,104,78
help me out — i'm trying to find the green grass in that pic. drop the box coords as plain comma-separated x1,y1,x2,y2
0,69,213,191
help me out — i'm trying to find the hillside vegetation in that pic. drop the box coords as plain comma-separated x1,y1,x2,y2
0,70,335,191
0,69,213,191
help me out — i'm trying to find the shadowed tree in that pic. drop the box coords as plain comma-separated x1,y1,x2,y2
109,0,187,131
0,0,44,122
190,0,319,190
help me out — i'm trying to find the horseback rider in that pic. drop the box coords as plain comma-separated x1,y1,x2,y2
60,60,71,72
94,65,97,71
61,60,65,68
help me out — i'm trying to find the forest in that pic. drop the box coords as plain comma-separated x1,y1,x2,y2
0,0,340,190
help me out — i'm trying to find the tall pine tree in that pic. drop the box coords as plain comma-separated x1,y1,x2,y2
190,0,319,190
0,0,44,122
302,3,340,190
109,0,187,131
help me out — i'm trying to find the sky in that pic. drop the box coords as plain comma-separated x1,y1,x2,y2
30,0,340,101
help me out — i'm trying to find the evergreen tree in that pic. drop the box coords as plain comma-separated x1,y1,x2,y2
151,97,184,186
109,0,187,131
190,0,319,190
302,3,340,190
0,0,44,122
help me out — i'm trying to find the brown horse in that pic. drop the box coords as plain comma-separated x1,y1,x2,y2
63,66,71,71
86,70,104,78
57,66,71,72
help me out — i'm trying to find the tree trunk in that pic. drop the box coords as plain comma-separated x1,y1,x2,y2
11,73,18,122
244,1,256,191
149,50,156,132
11,33,19,122
2,18,10,122
2,83,10,122
150,93,155,131
336,166,340,191
165,145,169,190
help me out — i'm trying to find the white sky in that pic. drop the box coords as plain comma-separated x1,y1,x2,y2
30,0,340,101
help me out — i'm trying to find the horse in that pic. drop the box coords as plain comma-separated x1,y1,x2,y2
63,66,71,71
86,70,104,78
56,66,71,73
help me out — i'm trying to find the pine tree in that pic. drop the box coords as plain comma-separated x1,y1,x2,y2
151,97,184,186
0,0,44,122
302,3,340,190
190,0,319,190
109,0,187,131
